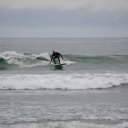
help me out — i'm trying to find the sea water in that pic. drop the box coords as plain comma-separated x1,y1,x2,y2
0,38,128,128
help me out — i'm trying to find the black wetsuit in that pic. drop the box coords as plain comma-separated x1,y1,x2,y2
51,52,63,64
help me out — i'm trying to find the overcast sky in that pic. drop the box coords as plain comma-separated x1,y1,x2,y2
0,0,128,37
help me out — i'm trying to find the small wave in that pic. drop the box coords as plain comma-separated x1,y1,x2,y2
0,121,128,128
0,73,128,90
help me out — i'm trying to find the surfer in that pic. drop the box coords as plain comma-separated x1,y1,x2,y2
50,50,64,64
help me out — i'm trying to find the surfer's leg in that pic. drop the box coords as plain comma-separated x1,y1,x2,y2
58,58,60,64
53,57,56,64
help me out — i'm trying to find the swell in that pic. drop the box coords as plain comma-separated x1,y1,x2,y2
65,54,128,71
65,54,128,64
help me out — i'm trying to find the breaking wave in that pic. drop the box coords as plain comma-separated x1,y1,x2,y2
0,51,73,69
0,51,128,71
0,73,128,90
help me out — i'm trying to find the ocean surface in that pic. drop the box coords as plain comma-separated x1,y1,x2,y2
0,38,128,128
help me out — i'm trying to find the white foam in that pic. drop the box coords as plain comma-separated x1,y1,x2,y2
0,73,128,90
0,121,128,128
35,52,51,61
63,60,76,65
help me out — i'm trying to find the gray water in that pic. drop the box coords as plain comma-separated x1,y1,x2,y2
0,38,128,55
0,38,128,128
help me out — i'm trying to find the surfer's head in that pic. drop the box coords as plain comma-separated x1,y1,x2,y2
53,50,55,53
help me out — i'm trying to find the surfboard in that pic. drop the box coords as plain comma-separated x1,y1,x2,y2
52,63,66,70
53,63,66,66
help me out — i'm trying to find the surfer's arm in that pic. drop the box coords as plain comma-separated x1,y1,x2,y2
50,54,53,64
59,53,64,59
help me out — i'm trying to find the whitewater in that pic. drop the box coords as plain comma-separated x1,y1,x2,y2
0,38,128,128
